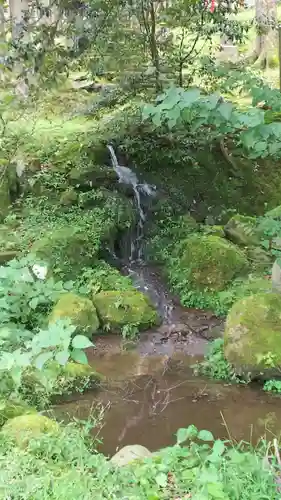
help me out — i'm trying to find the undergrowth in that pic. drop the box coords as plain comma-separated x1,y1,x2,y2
193,339,238,382
0,420,278,500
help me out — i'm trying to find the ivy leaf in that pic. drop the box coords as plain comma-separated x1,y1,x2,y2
70,348,88,364
176,425,198,444
34,351,53,370
72,335,93,349
55,350,69,366
197,429,214,442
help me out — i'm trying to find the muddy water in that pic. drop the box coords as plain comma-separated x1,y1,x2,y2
53,346,281,456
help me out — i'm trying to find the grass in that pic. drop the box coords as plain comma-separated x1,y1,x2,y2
0,418,278,500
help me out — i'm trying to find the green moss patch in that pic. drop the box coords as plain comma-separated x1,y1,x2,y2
93,290,159,332
224,292,281,377
49,293,99,338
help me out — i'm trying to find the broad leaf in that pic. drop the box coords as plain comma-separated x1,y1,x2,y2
71,348,88,364
218,102,232,121
55,350,69,366
176,425,198,444
34,351,53,370
72,335,93,349
198,429,214,442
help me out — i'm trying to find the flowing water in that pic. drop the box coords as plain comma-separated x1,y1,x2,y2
53,146,281,455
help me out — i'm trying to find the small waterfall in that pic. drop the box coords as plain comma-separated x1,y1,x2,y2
107,144,155,262
107,144,175,325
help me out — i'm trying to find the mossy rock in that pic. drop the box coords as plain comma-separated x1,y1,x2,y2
265,205,281,219
224,292,281,378
62,362,102,384
31,227,98,279
93,290,159,332
176,235,249,292
59,188,78,206
89,261,134,293
2,414,59,446
0,400,36,427
0,225,21,253
49,293,99,338
221,275,272,313
203,225,225,238
224,215,261,246
246,246,272,273
69,164,117,190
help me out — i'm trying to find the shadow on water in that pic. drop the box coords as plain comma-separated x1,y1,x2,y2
53,347,281,456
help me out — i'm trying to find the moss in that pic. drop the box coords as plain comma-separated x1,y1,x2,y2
203,225,225,237
31,227,98,279
93,290,159,332
0,225,21,253
59,188,78,206
88,261,134,293
69,163,117,190
224,215,260,246
219,275,272,313
224,292,281,377
246,246,272,273
0,400,36,427
49,293,99,338
175,235,249,293
2,414,59,446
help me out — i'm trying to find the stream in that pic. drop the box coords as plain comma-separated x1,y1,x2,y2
54,146,281,455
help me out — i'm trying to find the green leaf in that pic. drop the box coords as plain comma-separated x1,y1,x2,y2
71,348,88,364
207,482,225,499
218,102,232,121
34,351,53,370
198,429,214,442
29,297,39,309
152,112,162,127
156,473,167,488
72,335,93,349
55,350,69,366
212,439,225,456
176,425,198,444
180,88,200,107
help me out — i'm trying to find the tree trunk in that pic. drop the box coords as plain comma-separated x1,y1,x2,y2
148,0,161,92
9,0,29,40
254,0,277,68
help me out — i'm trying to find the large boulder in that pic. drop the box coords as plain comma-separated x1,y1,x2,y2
224,215,261,246
49,293,99,338
31,227,98,279
93,290,159,332
224,292,281,378
246,246,272,273
110,445,152,467
2,414,59,446
175,235,249,292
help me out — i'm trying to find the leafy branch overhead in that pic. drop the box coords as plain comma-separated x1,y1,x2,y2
142,85,281,159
